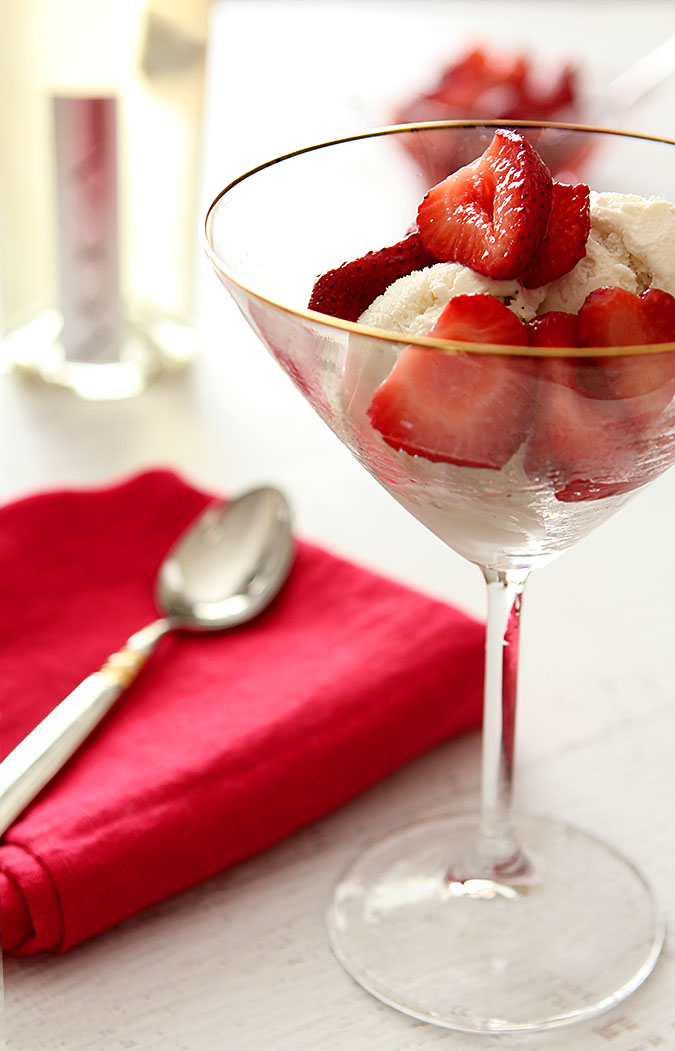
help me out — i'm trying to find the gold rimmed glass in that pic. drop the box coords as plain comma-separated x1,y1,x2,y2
204,122,674,1032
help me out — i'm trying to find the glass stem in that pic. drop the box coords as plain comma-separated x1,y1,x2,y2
477,566,530,878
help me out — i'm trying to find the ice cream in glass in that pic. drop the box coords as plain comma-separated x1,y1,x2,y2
204,122,675,1033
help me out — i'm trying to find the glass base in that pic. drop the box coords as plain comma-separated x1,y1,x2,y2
327,812,664,1033
3,309,199,400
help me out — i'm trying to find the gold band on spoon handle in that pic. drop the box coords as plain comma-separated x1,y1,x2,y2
0,618,173,836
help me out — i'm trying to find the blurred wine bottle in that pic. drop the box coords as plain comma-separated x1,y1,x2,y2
0,0,211,399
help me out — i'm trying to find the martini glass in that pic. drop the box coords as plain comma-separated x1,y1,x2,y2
204,122,674,1033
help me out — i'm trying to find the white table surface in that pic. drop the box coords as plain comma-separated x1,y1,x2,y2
3,2,675,1048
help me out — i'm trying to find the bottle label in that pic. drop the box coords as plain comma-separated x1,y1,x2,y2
53,96,120,363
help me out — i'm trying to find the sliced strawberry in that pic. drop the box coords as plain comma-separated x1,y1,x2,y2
308,232,436,323
432,292,530,345
417,129,553,280
430,47,575,118
395,48,583,183
525,290,675,501
532,382,675,502
433,47,527,112
577,287,675,350
368,294,534,469
576,287,675,407
528,310,578,347
434,47,499,109
522,182,590,288
524,358,645,501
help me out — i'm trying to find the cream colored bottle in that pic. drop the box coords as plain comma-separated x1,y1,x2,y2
0,0,211,398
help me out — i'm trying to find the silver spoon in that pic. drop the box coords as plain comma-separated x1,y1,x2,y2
0,486,294,836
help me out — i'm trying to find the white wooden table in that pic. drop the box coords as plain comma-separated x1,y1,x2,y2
3,3,675,1047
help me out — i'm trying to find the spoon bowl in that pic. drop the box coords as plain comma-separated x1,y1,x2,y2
158,487,293,630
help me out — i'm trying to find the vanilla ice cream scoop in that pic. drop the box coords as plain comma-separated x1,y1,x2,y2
359,261,546,334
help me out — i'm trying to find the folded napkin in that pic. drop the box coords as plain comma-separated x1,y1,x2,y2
0,470,484,956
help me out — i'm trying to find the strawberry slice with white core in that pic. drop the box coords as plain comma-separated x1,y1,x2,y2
368,294,533,469
417,129,553,279
522,181,590,288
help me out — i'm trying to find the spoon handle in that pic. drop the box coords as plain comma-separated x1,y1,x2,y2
0,618,172,836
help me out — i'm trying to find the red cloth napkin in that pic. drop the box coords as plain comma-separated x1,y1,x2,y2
0,470,484,956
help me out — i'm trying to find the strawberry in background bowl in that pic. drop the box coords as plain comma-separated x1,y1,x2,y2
393,45,585,183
